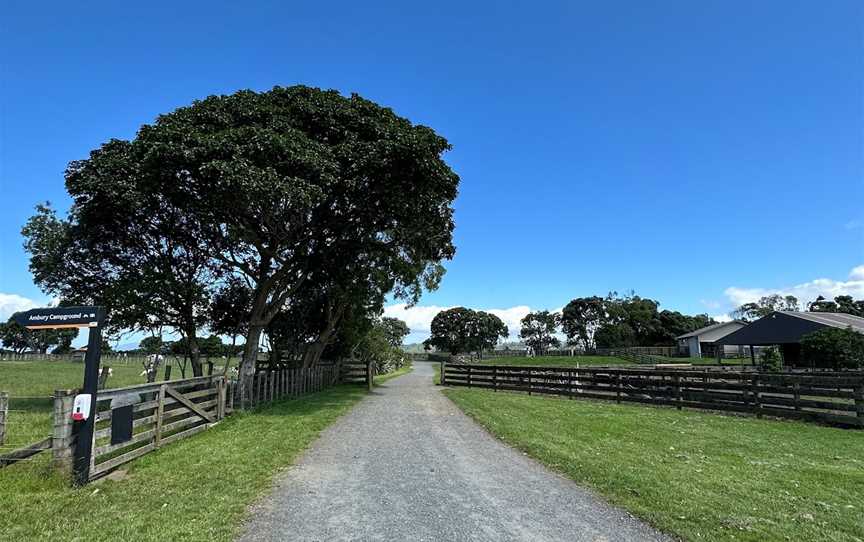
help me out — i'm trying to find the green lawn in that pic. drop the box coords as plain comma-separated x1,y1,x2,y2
444,387,864,542
481,355,633,367
480,355,753,368
1,384,367,541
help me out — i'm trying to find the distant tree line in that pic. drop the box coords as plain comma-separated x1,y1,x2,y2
731,293,864,321
559,292,715,350
17,86,457,398
424,292,719,356
0,319,78,354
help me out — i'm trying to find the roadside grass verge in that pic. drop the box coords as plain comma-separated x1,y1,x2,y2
444,387,864,542
1,385,367,541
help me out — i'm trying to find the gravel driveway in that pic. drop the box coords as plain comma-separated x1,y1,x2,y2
237,362,671,542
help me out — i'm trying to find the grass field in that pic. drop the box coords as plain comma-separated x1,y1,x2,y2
444,387,864,542
0,384,368,541
480,355,633,367
480,355,752,368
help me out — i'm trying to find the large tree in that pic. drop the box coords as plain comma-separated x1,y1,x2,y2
137,86,458,393
519,311,560,355
424,308,506,356
561,296,606,350
590,292,714,348
25,86,458,396
23,178,217,377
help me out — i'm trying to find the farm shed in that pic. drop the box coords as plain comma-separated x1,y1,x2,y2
716,311,864,365
676,321,748,357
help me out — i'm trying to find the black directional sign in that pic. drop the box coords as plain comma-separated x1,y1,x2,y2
12,306,102,329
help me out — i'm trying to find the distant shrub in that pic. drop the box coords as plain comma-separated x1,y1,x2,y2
800,327,864,370
758,347,782,373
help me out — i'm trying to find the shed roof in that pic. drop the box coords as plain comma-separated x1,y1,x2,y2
716,311,864,346
676,320,746,340
778,311,864,331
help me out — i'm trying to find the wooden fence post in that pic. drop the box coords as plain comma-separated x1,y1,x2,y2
493,366,498,392
154,384,166,448
674,374,682,410
269,371,275,403
440,362,446,385
615,373,622,404
855,383,864,428
0,392,7,447
793,379,801,411
751,374,762,418
51,390,76,476
216,377,225,420
468,365,473,388
366,362,373,392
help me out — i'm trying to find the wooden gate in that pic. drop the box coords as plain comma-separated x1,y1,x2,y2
85,376,226,480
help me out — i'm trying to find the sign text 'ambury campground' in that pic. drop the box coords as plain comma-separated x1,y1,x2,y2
12,306,102,329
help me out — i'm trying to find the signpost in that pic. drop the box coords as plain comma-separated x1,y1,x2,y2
13,306,105,485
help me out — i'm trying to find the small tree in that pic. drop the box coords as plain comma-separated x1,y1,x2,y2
519,311,560,355
380,317,410,348
801,327,864,370
139,336,164,355
474,311,508,357
758,347,782,373
356,320,407,375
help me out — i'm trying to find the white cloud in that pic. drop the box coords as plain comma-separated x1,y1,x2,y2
712,313,733,323
723,265,864,308
0,293,40,321
383,303,534,341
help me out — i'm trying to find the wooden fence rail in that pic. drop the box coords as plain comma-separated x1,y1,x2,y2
1,362,359,480
442,363,864,428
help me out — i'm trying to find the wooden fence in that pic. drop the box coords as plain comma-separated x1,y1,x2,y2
441,363,864,427
339,361,373,390
1,363,347,479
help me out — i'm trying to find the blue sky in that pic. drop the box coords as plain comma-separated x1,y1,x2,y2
1,1,863,344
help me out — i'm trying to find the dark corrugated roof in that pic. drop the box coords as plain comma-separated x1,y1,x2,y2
779,311,864,332
675,320,746,339
717,311,864,345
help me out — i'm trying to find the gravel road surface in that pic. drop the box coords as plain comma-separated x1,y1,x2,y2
237,362,671,542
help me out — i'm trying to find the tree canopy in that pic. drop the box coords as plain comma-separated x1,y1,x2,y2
562,292,713,349
808,295,864,317
424,307,508,356
0,318,78,354
380,317,410,348
23,86,459,393
800,326,864,370
732,294,800,322
519,311,560,354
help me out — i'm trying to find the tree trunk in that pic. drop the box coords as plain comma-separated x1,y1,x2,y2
187,332,203,377
239,323,264,400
